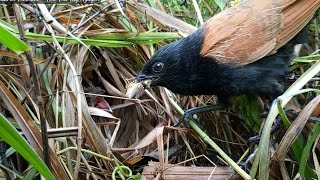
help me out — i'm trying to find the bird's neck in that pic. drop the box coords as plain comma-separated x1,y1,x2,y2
162,29,234,96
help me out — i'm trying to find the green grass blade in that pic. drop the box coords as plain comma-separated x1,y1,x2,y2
0,163,24,179
236,95,261,133
24,167,39,180
0,24,30,54
24,32,181,47
26,32,134,47
277,100,316,179
214,0,227,10
0,19,19,33
299,122,320,178
90,32,181,41
254,54,320,179
0,113,55,180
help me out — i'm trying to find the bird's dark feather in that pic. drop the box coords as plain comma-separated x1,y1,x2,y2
137,26,306,99
136,0,319,100
168,29,293,97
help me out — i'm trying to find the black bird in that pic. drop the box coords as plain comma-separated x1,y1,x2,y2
136,0,320,123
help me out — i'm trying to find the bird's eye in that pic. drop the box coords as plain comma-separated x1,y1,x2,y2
152,62,164,72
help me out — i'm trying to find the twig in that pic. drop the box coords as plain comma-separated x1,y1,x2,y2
13,4,50,168
188,120,251,180
70,4,112,33
164,88,251,180
37,4,84,179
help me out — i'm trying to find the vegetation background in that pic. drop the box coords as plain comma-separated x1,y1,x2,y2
0,0,319,179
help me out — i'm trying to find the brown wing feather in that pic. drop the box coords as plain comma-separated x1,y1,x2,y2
275,0,320,49
200,0,320,66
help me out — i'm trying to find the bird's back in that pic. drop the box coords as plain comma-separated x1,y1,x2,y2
136,0,320,98
200,0,320,66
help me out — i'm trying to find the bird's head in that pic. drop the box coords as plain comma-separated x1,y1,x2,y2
136,40,185,87
136,29,204,94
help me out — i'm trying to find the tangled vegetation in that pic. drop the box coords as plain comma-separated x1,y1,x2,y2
0,1,319,179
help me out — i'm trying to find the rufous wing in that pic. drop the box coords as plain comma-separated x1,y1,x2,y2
200,0,320,66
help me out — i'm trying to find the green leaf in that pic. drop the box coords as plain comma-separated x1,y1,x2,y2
214,0,227,10
0,19,19,33
0,24,30,54
90,32,181,41
24,167,39,180
236,95,261,133
299,122,320,178
0,113,55,180
253,49,320,179
26,33,134,47
24,32,181,47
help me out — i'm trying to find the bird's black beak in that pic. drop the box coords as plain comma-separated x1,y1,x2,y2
136,73,147,81
136,73,157,82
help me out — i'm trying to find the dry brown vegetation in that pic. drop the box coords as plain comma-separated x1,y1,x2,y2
0,1,319,180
